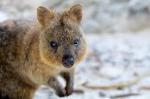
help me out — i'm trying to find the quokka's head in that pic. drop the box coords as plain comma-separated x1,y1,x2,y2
37,4,87,68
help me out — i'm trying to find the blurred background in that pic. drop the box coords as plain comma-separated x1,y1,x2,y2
0,0,150,99
1,0,150,33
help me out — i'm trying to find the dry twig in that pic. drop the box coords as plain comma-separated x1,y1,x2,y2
110,93,140,98
82,73,150,90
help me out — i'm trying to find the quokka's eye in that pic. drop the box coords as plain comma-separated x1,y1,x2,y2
50,41,58,48
74,39,80,47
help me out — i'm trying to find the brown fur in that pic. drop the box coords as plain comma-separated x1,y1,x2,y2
0,4,87,99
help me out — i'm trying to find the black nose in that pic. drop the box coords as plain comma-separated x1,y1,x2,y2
62,55,74,68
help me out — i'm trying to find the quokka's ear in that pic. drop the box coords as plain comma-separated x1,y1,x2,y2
68,4,82,23
37,6,54,26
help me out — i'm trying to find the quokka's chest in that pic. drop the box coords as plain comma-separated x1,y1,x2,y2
21,61,61,84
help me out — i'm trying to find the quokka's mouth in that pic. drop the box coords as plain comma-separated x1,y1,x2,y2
63,63,74,68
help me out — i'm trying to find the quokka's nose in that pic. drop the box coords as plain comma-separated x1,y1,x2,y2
62,55,74,68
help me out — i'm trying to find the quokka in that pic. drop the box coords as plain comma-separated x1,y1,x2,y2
0,4,87,99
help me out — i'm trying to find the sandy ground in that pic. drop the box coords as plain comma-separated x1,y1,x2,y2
33,33,150,99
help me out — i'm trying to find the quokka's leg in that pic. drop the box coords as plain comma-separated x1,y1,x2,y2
61,69,75,96
0,91,10,99
2,86,36,99
47,77,66,97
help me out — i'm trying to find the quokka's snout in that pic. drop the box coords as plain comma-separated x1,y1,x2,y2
62,54,75,68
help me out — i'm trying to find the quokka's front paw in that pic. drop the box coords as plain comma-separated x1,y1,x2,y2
65,86,73,96
56,89,66,97
57,87,73,97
